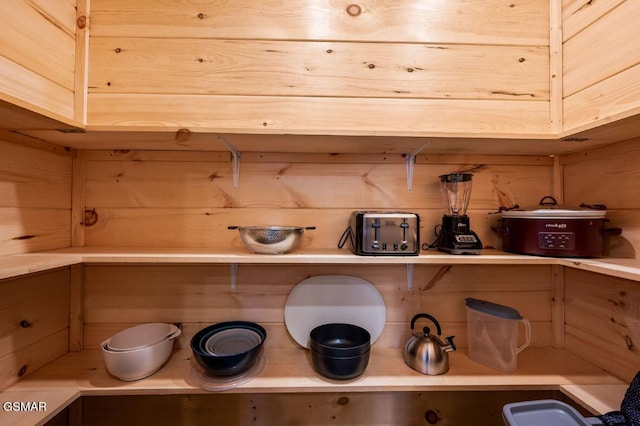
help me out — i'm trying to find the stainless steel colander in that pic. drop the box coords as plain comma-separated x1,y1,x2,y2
228,226,315,254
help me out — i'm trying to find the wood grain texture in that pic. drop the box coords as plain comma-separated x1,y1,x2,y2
563,63,640,132
85,0,550,137
0,268,70,389
90,0,549,45
0,141,72,255
78,150,551,249
0,0,76,90
79,390,572,426
82,264,552,349
562,0,626,42
564,0,640,98
87,94,551,137
89,38,549,100
564,268,640,381
0,141,72,209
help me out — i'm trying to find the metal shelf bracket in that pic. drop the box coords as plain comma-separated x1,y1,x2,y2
406,263,414,291
218,136,241,190
230,263,238,292
405,142,430,192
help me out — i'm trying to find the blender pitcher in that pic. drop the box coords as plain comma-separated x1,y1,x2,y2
464,298,531,372
434,173,483,255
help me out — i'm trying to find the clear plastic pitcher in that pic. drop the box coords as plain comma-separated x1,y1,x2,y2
465,298,531,372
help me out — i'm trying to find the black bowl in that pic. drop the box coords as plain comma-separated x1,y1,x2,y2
190,321,266,376
310,348,370,380
309,323,370,358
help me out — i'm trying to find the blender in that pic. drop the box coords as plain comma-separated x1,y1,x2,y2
435,173,483,255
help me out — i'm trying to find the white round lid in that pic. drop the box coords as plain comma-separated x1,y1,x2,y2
284,275,386,349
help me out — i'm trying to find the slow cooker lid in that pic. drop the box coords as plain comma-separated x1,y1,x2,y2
501,196,607,219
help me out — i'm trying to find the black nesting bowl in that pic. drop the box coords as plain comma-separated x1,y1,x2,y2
309,323,371,380
190,321,266,376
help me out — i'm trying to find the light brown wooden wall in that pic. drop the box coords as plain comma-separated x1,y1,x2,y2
78,390,582,426
564,268,640,382
86,0,550,136
0,139,73,255
563,0,640,133
560,138,640,381
561,137,640,258
77,150,554,250
82,263,555,355
0,0,79,124
0,268,70,390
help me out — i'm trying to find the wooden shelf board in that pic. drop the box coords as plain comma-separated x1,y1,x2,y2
14,346,624,394
5,248,640,283
5,343,625,425
0,254,82,281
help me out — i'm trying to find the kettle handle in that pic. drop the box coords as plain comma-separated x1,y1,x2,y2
410,313,442,336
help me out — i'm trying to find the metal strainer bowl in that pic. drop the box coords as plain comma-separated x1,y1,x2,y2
228,226,315,254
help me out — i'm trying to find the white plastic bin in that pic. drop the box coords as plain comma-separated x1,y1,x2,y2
465,298,531,372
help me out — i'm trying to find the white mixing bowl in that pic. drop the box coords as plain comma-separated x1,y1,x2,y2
101,329,180,381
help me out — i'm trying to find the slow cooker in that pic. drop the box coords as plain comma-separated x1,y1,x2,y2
496,196,622,258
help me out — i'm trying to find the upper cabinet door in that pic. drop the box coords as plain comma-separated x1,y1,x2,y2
563,0,640,134
86,0,551,138
0,0,85,131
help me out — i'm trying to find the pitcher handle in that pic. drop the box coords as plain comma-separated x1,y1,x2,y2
516,318,531,354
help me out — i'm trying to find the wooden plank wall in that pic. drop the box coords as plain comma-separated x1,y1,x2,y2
561,138,640,381
0,268,70,390
0,0,78,124
82,264,555,354
563,0,640,133
77,150,554,250
78,151,557,355
78,390,582,426
0,138,73,255
86,0,550,136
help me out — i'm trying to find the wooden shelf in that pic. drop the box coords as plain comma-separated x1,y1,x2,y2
5,333,626,425
5,248,640,283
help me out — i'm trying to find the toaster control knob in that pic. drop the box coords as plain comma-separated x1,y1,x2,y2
372,243,380,250
401,243,408,251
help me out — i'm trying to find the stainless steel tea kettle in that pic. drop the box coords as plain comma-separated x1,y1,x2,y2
404,313,456,375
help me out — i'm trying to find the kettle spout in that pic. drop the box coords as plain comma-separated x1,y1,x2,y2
444,335,457,352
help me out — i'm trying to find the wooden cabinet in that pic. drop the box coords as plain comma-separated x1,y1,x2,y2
0,0,86,131
84,0,551,138
562,0,640,135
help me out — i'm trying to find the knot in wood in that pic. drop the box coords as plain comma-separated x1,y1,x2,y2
175,128,191,143
77,15,87,29
337,396,350,405
83,209,98,227
424,409,440,424
346,4,362,16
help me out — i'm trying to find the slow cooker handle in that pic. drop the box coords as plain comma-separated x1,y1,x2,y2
538,196,558,206
580,202,608,211
605,227,623,237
